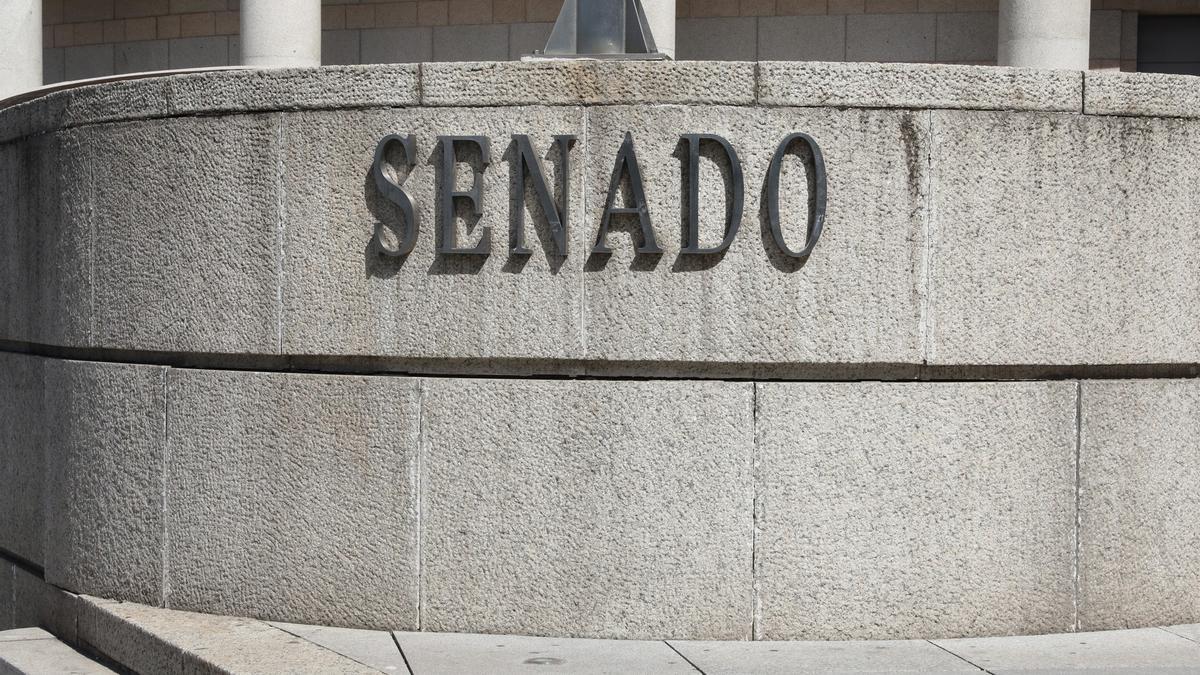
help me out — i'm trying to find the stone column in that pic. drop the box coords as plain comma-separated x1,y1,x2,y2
0,0,41,100
240,0,321,68
998,0,1090,70
643,0,676,60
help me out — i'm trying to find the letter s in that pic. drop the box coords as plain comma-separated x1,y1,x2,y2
371,134,418,256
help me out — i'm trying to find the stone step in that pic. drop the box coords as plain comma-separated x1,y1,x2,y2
0,627,115,675
9,578,1200,673
74,596,378,674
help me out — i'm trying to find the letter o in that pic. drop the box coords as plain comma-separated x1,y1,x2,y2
766,132,827,259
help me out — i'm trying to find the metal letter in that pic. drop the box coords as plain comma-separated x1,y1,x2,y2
438,135,491,256
680,133,743,255
593,132,660,254
766,132,827,259
511,134,575,257
371,134,418,256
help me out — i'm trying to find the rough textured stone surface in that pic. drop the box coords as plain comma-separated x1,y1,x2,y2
759,61,1082,112
581,106,924,366
932,628,1200,672
0,134,90,348
269,622,408,672
421,60,755,106
0,77,171,145
396,631,697,674
76,596,377,674
76,598,178,675
0,563,12,632
0,66,421,144
281,107,588,361
33,132,93,349
165,369,421,629
43,360,166,606
11,569,80,644
7,65,1200,369
1078,380,1200,630
1085,71,1200,119
167,65,420,115
0,627,116,674
670,638,979,673
756,381,1076,640
0,353,44,568
420,378,755,639
0,141,34,343
78,115,280,353
928,110,1200,365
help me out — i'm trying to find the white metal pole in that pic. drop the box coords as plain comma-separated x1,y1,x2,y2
0,0,42,99
642,0,676,60
998,0,1090,70
240,0,322,68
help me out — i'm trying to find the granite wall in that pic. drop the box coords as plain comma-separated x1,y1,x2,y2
2,61,1199,639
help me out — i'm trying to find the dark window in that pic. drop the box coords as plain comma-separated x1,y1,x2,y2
1138,15,1200,75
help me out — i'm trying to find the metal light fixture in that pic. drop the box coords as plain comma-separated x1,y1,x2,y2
531,0,666,59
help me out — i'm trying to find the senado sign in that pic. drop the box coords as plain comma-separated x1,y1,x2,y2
370,131,827,260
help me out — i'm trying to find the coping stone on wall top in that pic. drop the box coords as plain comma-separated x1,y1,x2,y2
166,64,422,115
0,64,421,144
1084,70,1200,119
759,61,1083,113
419,60,757,107
6,62,1200,148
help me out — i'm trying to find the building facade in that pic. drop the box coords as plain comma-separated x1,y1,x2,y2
20,0,1200,84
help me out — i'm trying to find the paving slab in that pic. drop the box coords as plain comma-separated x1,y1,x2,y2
0,627,115,674
269,621,408,673
1161,624,1200,644
0,628,51,643
76,596,377,675
933,627,1200,673
394,631,697,674
669,638,979,673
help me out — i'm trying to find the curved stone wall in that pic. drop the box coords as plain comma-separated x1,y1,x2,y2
2,61,1199,640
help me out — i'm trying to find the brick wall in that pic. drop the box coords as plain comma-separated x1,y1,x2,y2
38,0,1200,83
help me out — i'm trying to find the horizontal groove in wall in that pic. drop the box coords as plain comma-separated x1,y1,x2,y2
8,105,1196,154
2,341,1199,383
0,545,45,580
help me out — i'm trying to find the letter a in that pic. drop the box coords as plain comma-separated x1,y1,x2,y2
593,132,660,254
